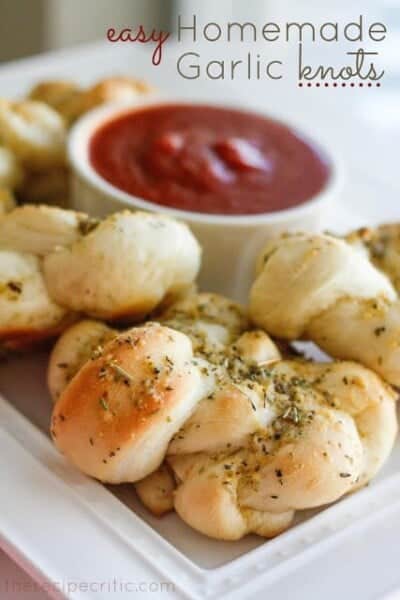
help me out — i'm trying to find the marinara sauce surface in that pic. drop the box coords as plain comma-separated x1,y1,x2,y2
90,104,330,215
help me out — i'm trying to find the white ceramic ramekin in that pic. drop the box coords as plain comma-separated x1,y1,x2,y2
68,97,342,300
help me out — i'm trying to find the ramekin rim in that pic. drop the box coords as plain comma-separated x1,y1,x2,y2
68,95,343,227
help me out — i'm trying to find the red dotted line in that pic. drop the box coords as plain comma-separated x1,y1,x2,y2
298,82,381,87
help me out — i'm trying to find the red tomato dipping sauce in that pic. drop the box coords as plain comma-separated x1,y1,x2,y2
89,104,331,216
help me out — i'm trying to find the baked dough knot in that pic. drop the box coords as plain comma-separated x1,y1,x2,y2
250,233,400,387
50,292,398,540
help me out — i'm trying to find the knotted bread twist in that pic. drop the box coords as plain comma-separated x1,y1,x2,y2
0,204,200,349
50,293,397,540
29,76,153,126
346,224,400,293
250,233,400,387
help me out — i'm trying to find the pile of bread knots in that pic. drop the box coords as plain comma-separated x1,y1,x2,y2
2,203,398,541
0,76,153,214
0,204,200,350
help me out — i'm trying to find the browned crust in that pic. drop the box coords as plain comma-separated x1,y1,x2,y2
0,313,78,351
51,323,197,476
